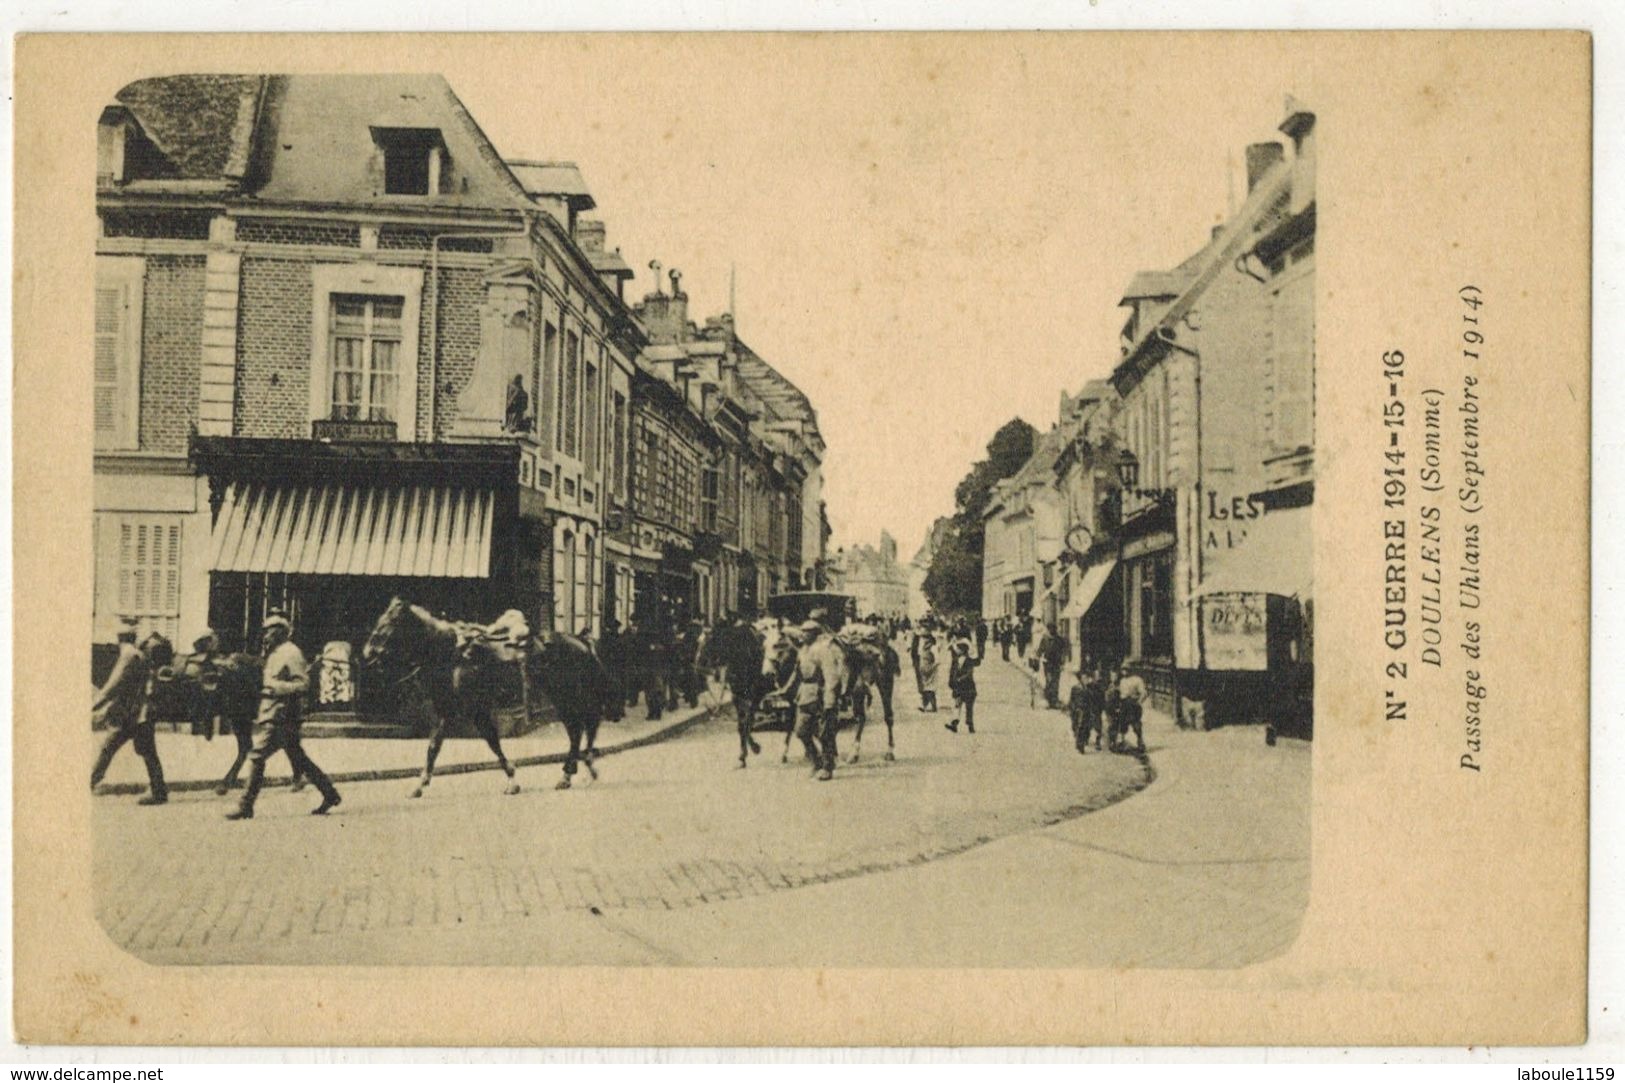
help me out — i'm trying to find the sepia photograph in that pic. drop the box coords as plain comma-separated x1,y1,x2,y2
13,26,1593,1050
86,60,1317,969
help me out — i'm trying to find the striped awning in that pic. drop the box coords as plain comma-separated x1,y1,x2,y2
1062,559,1118,620
209,481,493,578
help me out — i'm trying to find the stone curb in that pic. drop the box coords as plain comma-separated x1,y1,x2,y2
93,700,725,797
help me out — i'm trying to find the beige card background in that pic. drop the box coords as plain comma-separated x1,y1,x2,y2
13,32,1590,1046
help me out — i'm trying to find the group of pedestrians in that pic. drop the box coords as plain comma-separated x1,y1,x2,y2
595,617,706,723
989,614,1035,662
907,615,983,735
91,611,343,819
1066,663,1149,756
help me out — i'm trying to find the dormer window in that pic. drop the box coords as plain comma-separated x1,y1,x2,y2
372,127,445,196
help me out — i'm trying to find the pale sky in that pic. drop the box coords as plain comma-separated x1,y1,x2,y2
445,36,1313,561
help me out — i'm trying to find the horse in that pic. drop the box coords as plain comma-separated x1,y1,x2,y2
829,621,896,764
754,619,809,764
698,618,766,767
198,652,271,794
154,645,279,794
361,598,528,798
530,628,622,789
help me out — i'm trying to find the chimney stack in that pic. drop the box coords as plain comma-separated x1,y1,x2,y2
574,217,606,254
1245,142,1285,193
634,263,689,344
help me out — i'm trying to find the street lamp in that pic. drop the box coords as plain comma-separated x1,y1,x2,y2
1116,448,1140,491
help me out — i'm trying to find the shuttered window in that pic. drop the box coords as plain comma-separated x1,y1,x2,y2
543,322,560,453
562,330,581,459
102,515,182,643
583,354,601,472
611,390,628,498
94,257,144,450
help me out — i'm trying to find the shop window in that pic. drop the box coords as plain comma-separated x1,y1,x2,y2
1140,553,1174,659
556,529,577,633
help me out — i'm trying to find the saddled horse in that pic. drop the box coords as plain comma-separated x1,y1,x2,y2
753,618,896,766
362,598,529,798
829,622,897,764
754,618,806,764
531,628,622,789
154,647,277,794
199,652,271,794
697,619,766,767
362,598,620,795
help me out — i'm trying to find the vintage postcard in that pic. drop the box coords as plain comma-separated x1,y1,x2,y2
12,31,1590,1046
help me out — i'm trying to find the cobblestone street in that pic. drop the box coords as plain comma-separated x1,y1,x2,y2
93,654,1308,967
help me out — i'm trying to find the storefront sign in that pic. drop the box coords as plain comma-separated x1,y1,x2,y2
1200,592,1268,671
312,418,397,442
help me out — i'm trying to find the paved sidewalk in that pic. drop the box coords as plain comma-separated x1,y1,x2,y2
90,692,724,795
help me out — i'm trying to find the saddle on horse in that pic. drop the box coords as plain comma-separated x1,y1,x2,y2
450,609,532,663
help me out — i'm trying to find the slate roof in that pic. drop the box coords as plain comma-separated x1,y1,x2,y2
249,74,533,211
1117,268,1192,304
589,248,634,278
114,74,264,181
734,345,823,448
508,160,598,210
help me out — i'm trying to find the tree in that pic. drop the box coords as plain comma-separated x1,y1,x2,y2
923,417,1037,616
922,523,982,616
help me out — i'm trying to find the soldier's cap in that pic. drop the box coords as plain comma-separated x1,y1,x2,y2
799,619,823,635
262,612,292,631
193,629,220,650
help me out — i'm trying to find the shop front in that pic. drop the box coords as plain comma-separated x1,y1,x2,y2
194,437,537,728
1062,556,1122,669
1183,499,1313,736
1120,526,1177,714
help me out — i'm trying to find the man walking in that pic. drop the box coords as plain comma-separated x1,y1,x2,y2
226,611,341,820
1039,621,1067,709
793,619,841,782
90,618,169,805
945,638,979,734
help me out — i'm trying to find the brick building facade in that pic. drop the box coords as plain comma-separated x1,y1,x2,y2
92,72,825,713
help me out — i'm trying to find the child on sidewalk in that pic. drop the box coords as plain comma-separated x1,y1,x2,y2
945,638,979,734
1068,664,1104,753
917,636,940,712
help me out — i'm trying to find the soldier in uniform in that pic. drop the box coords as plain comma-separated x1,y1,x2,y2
793,619,842,781
89,618,169,805
226,611,342,820
638,618,669,722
